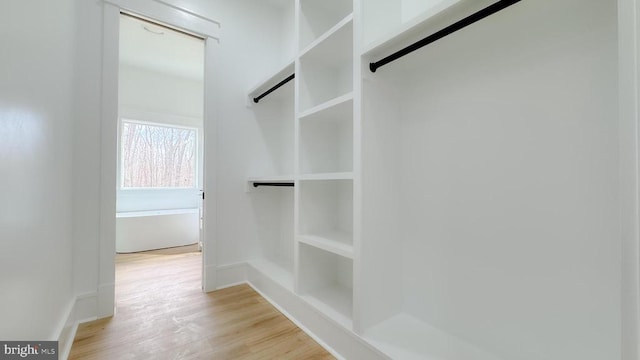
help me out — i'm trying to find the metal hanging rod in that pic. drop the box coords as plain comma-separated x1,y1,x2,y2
252,182,294,188
369,0,522,73
253,74,295,103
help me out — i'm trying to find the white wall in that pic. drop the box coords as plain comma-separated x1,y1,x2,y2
117,64,204,213
0,0,76,340
119,64,203,119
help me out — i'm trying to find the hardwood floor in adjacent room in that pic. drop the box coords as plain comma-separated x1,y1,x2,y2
69,246,334,359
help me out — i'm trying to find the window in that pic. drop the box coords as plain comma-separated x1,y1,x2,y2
121,120,197,188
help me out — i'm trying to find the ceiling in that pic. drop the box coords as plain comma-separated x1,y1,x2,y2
119,14,205,81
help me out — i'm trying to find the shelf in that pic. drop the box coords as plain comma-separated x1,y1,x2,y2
301,285,353,329
248,175,294,183
298,92,353,120
363,314,501,360
248,258,294,291
247,59,295,104
299,0,353,50
300,14,354,58
298,20,353,112
298,172,353,181
298,231,354,259
362,0,496,58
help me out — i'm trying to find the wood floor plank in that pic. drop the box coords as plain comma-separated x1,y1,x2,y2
70,247,334,360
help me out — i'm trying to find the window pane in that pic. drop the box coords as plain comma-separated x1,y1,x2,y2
121,121,197,188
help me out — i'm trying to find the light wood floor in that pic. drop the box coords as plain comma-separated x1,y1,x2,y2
70,246,334,359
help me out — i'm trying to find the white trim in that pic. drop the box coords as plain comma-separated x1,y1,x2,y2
101,0,220,317
54,292,100,360
118,119,199,189
99,2,120,320
102,0,220,40
120,107,203,128
149,0,220,26
58,322,78,360
74,292,99,324
212,263,247,291
620,0,640,359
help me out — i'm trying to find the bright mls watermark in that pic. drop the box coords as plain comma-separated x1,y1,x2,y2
1,342,57,359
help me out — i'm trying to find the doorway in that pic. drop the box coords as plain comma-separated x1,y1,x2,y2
115,12,205,300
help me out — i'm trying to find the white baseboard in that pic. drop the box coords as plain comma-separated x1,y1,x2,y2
97,282,115,318
53,291,99,360
211,262,247,291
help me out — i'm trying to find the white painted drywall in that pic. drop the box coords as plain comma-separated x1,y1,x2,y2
119,64,203,119
0,0,76,340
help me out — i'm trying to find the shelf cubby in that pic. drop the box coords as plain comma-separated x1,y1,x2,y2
299,95,353,175
298,18,353,112
298,242,353,328
298,179,353,248
299,0,353,50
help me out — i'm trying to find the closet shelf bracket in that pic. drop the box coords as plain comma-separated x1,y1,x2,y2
369,0,522,73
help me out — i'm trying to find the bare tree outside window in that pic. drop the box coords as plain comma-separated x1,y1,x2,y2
121,120,197,188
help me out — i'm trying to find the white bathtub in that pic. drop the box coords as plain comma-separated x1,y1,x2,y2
116,208,199,253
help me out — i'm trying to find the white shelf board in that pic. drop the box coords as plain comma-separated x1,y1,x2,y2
362,0,497,58
247,175,295,183
298,172,353,181
247,59,295,102
248,258,294,291
299,92,353,121
302,284,353,329
299,13,354,59
363,313,502,360
298,231,354,259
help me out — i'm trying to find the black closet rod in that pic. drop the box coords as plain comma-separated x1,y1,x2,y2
253,182,294,188
253,74,295,103
369,0,522,73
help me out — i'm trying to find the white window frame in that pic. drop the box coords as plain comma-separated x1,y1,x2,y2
119,118,199,190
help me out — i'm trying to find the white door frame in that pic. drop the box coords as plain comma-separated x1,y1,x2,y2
619,0,640,358
98,0,220,318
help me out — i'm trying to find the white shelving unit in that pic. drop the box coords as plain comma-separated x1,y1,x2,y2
295,0,356,336
242,1,621,359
